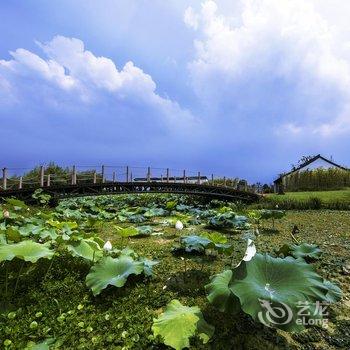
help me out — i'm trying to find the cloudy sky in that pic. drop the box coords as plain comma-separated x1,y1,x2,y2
1,0,350,183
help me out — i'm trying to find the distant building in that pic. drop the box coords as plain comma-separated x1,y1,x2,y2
273,154,349,193
133,176,208,185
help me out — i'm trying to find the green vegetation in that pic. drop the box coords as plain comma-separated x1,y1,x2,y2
267,189,350,203
0,194,349,349
259,189,350,210
281,168,350,192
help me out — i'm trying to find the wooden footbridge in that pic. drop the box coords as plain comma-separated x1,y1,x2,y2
0,165,260,203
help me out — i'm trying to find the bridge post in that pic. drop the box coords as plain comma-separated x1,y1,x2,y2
113,172,116,183
197,172,201,184
40,166,44,187
223,176,226,187
47,174,51,187
147,167,151,182
166,168,169,183
183,170,186,183
72,165,77,185
126,166,129,182
93,171,97,184
19,176,23,189
130,172,133,183
161,174,163,182
101,165,105,183
211,174,214,185
2,168,7,190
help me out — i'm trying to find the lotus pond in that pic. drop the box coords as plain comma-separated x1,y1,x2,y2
0,194,349,350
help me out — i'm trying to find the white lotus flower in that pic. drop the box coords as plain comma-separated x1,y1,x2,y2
175,220,183,230
243,238,257,262
103,240,113,252
3,210,10,218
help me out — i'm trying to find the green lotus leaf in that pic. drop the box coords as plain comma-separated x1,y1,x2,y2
139,258,159,276
228,253,329,331
152,299,214,350
66,238,103,261
208,212,249,229
0,241,54,263
18,224,44,237
0,233,6,245
128,214,146,223
205,270,241,314
5,198,28,211
120,247,138,258
86,256,144,296
202,232,227,244
181,235,212,252
115,226,139,238
24,338,56,350
47,220,78,231
322,279,342,303
177,235,231,254
291,243,322,260
6,227,21,242
260,210,286,220
136,225,153,235
144,208,165,218
39,228,58,241
166,201,177,210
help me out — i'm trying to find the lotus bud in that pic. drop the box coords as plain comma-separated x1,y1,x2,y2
175,220,183,230
275,204,279,209
103,241,113,252
3,210,10,218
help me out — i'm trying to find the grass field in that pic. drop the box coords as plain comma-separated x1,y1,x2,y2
267,189,350,203
261,189,350,210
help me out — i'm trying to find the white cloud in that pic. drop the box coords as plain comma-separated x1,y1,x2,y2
184,6,199,30
0,35,194,126
184,0,350,136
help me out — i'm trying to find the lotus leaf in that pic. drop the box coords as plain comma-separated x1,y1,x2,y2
290,243,322,260
166,201,177,210
208,212,249,229
6,227,21,242
322,279,342,303
136,225,153,235
178,235,231,254
152,299,214,350
66,238,103,261
5,198,28,211
202,232,227,244
144,208,165,218
205,270,241,314
140,258,159,276
0,241,54,263
86,256,144,296
206,253,336,331
260,210,286,220
115,226,139,238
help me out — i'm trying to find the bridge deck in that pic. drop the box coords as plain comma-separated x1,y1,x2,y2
0,181,260,203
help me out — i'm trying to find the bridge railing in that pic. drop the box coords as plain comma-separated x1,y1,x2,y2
0,165,258,193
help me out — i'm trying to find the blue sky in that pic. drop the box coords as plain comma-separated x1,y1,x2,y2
1,0,350,183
